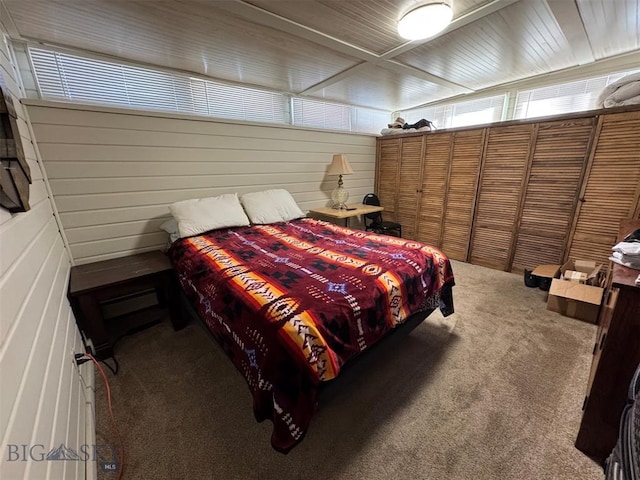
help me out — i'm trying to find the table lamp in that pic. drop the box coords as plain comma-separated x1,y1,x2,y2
327,154,354,209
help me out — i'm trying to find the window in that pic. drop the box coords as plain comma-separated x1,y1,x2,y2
514,70,640,119
30,48,289,124
192,78,288,124
291,97,389,134
352,106,391,135
26,46,640,134
399,94,506,130
292,97,351,130
28,47,389,134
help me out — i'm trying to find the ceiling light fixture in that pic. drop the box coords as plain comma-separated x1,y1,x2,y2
397,1,453,40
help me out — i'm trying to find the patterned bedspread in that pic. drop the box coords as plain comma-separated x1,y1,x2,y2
167,218,455,453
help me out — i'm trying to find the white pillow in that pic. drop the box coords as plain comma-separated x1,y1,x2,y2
159,218,178,235
159,218,180,244
240,189,305,224
169,193,250,238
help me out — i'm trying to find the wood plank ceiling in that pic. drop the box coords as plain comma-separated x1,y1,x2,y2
1,0,639,111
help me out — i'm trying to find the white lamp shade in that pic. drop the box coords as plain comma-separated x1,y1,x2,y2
398,2,453,40
327,154,355,176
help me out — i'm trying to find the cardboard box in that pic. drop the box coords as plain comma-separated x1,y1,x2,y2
560,259,603,286
531,264,561,279
546,278,604,324
563,270,587,283
530,264,561,291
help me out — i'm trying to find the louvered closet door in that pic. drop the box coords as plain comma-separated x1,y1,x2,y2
416,132,452,247
512,118,595,272
441,129,485,261
567,111,640,264
376,138,401,218
470,124,534,270
396,136,424,239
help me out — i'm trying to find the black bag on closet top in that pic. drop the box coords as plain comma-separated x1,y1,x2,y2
402,118,434,130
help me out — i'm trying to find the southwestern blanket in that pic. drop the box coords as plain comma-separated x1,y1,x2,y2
168,218,455,453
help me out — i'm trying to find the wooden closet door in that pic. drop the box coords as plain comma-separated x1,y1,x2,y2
440,129,485,261
416,132,452,247
511,118,595,272
470,124,534,270
375,137,401,218
567,110,640,264
396,136,424,239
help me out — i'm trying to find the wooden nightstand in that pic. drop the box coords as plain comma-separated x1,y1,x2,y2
308,203,384,227
68,251,185,360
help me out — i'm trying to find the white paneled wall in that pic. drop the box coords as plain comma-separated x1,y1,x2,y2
24,100,378,265
0,25,94,480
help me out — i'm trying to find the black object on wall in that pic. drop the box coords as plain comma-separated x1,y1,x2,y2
0,83,31,213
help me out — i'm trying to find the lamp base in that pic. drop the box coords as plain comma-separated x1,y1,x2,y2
331,181,349,210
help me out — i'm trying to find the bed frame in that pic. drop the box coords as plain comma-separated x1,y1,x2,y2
177,283,452,404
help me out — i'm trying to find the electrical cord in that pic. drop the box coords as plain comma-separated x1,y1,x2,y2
100,356,119,376
76,353,119,375
112,318,163,350
72,317,161,476
82,353,125,480
95,318,161,376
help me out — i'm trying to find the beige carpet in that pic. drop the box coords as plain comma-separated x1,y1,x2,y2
95,260,603,480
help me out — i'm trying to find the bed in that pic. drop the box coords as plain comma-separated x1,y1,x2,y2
161,189,454,453
166,212,455,453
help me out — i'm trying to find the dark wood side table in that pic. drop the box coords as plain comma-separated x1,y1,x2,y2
68,251,185,360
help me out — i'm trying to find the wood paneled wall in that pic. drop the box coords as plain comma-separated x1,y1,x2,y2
0,26,93,480
375,108,640,272
24,100,377,265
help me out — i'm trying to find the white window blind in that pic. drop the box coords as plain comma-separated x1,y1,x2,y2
30,48,289,124
352,107,391,135
514,70,640,119
292,98,351,130
198,79,288,124
449,95,506,127
399,94,506,129
29,47,390,133
291,97,389,134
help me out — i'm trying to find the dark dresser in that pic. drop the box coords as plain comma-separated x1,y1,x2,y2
575,219,640,464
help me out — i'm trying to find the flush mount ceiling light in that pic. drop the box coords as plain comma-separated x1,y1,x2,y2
398,1,453,40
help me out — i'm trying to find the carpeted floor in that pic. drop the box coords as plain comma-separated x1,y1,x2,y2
95,260,604,480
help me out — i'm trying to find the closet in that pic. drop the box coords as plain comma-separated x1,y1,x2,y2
470,123,534,270
511,118,594,270
440,130,484,261
375,106,640,271
567,111,640,264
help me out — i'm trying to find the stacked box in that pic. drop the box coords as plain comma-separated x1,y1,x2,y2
546,259,605,324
